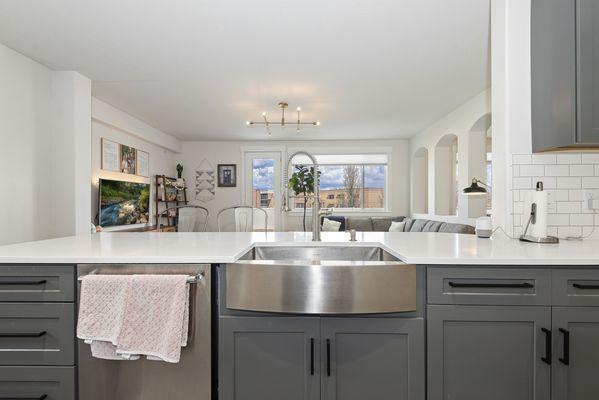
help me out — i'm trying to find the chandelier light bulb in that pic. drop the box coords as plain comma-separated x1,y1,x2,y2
246,121,251,126
316,121,321,126
297,107,301,112
262,111,267,117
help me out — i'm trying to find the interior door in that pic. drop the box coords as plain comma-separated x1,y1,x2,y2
243,152,281,231
552,307,599,400
321,317,425,400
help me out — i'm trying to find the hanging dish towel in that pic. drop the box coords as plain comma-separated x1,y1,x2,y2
77,274,190,363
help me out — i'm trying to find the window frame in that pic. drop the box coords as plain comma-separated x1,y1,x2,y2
286,149,391,214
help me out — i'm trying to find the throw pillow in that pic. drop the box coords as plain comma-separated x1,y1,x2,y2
322,218,342,232
388,221,406,232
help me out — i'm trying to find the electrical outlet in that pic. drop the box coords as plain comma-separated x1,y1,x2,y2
586,191,599,211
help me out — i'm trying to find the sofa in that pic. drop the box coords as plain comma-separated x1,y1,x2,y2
321,216,475,234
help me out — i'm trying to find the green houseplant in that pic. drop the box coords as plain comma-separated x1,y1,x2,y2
288,165,319,231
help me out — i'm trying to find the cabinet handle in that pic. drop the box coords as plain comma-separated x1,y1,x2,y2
448,281,534,289
310,338,315,375
541,328,552,365
326,339,331,377
0,395,47,400
572,283,599,290
559,328,570,366
0,331,47,338
0,279,47,286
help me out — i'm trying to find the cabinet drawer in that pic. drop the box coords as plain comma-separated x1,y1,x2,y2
427,267,552,305
552,269,599,306
0,303,75,366
0,366,75,400
0,265,74,302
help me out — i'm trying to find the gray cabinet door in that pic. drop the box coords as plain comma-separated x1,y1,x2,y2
577,0,599,143
428,305,551,400
531,0,577,151
219,316,320,400
321,318,424,400
552,307,599,400
0,366,75,400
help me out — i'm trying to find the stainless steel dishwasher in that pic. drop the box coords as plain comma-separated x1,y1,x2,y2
77,264,211,400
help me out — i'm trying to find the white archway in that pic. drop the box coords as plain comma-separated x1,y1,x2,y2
434,134,458,216
412,147,428,214
467,113,492,217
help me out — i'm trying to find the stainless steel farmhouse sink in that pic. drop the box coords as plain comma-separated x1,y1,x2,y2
226,246,416,315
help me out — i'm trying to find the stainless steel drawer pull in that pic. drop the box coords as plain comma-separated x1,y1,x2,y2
0,331,47,338
0,395,47,400
448,282,534,289
572,283,599,289
0,279,47,286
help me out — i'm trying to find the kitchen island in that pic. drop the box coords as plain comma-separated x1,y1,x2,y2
0,231,598,400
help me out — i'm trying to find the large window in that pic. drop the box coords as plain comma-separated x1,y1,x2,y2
290,153,388,211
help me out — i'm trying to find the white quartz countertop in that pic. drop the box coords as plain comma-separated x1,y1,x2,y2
0,231,598,265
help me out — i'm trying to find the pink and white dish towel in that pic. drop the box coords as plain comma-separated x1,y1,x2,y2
77,274,190,363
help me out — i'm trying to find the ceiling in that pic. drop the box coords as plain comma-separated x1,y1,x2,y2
0,0,490,141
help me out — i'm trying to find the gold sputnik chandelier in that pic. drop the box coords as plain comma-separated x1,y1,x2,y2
246,101,320,136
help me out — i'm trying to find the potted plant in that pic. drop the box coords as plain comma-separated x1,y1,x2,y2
288,165,320,232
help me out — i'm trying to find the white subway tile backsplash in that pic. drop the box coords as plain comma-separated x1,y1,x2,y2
570,213,595,226
547,189,569,202
570,164,594,176
532,154,557,164
511,153,599,234
557,177,582,189
548,214,570,226
520,165,545,176
582,153,599,164
513,154,532,165
533,177,556,189
569,189,586,201
513,177,532,189
557,153,582,164
556,201,581,214
558,226,583,238
582,177,599,188
545,164,569,176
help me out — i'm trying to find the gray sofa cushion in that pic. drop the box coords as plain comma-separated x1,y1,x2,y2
438,222,476,234
346,217,374,231
422,220,444,232
371,216,405,232
401,217,415,232
408,219,429,232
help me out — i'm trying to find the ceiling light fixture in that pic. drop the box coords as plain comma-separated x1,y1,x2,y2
246,102,320,136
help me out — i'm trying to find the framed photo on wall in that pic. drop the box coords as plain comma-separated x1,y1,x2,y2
120,145,136,175
217,164,237,187
136,150,149,177
101,138,120,172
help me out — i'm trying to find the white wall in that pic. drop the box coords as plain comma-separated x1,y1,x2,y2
0,44,52,245
91,99,181,228
178,139,410,232
409,89,492,223
0,44,93,244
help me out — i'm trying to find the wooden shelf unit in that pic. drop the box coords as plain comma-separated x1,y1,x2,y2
154,175,188,229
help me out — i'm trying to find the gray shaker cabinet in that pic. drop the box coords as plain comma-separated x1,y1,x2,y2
552,307,599,400
427,305,551,400
219,316,320,400
321,318,424,400
577,0,599,143
531,0,599,150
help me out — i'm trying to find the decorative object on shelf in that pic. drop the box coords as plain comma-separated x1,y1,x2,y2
154,175,189,227
246,101,320,136
217,164,237,187
120,145,136,174
195,159,215,202
176,163,184,179
288,165,319,232
136,149,149,177
101,138,120,172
